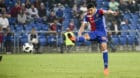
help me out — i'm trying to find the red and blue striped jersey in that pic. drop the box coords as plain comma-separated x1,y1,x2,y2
83,9,107,36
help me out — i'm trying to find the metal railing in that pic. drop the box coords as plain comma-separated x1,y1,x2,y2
0,30,139,54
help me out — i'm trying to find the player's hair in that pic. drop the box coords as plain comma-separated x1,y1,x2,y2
87,2,96,9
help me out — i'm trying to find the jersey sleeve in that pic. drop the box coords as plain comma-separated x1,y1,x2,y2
99,9,106,15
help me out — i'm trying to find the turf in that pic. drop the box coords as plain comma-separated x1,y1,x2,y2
0,52,140,78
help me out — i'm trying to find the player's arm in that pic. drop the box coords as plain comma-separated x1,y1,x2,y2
100,9,118,16
78,22,87,37
77,22,89,42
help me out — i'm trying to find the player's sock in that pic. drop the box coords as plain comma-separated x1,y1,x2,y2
102,50,108,69
77,36,85,42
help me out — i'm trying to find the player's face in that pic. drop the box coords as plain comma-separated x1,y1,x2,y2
87,7,96,15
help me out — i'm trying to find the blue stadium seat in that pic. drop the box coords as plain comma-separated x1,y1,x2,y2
39,36,47,46
119,35,127,45
25,25,33,32
32,25,41,31
47,35,56,42
131,13,139,19
57,37,63,46
121,32,128,36
15,25,24,33
10,25,15,32
63,7,73,20
120,24,129,36
129,18,138,25
129,24,137,30
138,28,140,31
76,41,83,46
85,41,91,46
38,32,46,37
97,6,102,9
128,31,137,36
96,1,103,6
13,34,20,47
63,13,72,19
111,35,119,45
135,36,139,45
120,24,129,30
47,35,57,46
8,17,16,25
127,35,135,45
30,0,35,3
21,0,26,3
42,24,49,31
20,35,28,45
97,0,103,1
102,1,109,8
62,20,70,30
5,0,15,8
123,13,131,19
63,7,72,13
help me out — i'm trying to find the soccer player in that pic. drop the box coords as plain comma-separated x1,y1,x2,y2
78,3,117,76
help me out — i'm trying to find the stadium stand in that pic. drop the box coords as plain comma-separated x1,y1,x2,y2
0,0,140,53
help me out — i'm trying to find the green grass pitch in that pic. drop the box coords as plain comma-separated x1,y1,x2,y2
0,52,140,78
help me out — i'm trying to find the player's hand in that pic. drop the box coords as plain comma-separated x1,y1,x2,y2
112,11,118,16
108,10,118,16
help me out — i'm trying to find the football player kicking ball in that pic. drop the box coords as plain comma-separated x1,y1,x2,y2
78,3,117,76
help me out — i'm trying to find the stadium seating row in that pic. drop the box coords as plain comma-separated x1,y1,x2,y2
111,35,139,46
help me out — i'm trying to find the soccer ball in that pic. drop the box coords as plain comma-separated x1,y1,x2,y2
22,43,34,53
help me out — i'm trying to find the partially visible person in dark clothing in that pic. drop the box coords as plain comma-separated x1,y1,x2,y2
0,0,7,13
10,3,21,17
46,0,56,9
25,0,31,9
38,3,46,18
34,0,41,9
128,0,139,13
0,26,3,53
4,27,13,54
136,0,140,4
110,21,120,35
119,0,128,12
47,11,57,24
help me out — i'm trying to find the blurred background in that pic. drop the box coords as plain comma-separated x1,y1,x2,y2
0,0,140,53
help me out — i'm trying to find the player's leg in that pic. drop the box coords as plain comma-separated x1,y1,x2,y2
77,33,90,42
100,42,109,76
98,36,109,76
77,32,96,42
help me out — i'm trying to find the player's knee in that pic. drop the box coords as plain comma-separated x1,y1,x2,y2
101,46,106,51
84,33,90,40
101,43,107,51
